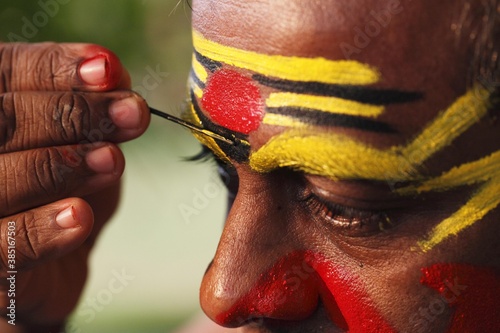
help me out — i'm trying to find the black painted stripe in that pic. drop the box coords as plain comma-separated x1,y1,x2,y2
194,51,222,73
266,107,396,133
254,75,423,105
190,90,250,162
189,69,206,89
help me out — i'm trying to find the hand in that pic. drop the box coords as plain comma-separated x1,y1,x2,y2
0,42,150,331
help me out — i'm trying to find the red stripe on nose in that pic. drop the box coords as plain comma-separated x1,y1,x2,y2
215,251,397,332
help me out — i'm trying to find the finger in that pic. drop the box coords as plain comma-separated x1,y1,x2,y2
0,43,130,93
0,143,125,217
0,197,93,274
0,91,150,153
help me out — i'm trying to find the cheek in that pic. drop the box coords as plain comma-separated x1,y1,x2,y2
420,263,500,332
201,69,264,134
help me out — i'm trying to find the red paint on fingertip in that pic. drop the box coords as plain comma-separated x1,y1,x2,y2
216,251,395,332
201,69,263,134
80,45,123,90
421,263,500,333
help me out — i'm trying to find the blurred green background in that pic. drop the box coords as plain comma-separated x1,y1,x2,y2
0,1,227,332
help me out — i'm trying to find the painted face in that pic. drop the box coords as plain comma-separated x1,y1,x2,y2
187,0,500,332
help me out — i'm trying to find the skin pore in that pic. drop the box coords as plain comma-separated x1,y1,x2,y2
186,0,500,332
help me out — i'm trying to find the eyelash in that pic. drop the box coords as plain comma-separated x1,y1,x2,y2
188,144,239,195
186,145,216,162
300,190,392,236
189,145,392,235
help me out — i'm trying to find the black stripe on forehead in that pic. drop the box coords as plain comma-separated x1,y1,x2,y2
266,107,397,133
253,74,423,105
195,50,222,73
190,90,250,163
190,69,206,89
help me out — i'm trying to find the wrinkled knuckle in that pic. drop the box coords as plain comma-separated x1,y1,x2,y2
13,212,41,265
0,44,17,93
53,92,91,142
32,148,73,195
36,43,76,90
0,212,37,272
0,93,15,148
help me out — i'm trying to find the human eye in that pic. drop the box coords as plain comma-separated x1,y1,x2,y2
298,179,396,238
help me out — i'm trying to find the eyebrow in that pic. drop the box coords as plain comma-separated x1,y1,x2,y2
250,87,491,182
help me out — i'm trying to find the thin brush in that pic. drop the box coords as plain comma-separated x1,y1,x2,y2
150,107,234,145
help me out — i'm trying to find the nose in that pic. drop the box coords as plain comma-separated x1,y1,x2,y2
199,170,320,327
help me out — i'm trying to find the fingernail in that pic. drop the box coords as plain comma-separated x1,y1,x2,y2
56,206,78,229
80,56,107,86
86,146,116,174
109,97,142,129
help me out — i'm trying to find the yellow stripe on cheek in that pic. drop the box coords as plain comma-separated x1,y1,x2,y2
192,30,380,86
266,92,385,117
418,178,500,251
406,151,500,193
399,151,500,252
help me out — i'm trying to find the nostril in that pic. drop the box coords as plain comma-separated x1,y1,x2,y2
213,251,321,327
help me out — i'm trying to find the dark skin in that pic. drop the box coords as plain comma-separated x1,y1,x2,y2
0,43,150,332
191,0,500,332
2,1,498,332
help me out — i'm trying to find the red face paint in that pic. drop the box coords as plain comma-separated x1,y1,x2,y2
421,263,500,333
216,251,395,332
201,69,263,134
81,45,123,90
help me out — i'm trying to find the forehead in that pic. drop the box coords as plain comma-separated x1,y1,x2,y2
189,0,497,177
192,0,471,137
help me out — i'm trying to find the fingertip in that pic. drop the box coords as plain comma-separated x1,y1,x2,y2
108,94,151,141
55,198,94,237
84,144,126,184
78,44,128,91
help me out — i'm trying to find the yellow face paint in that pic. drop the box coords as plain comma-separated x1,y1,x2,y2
403,151,500,251
249,86,495,251
266,92,385,118
192,30,380,86
192,54,208,83
262,113,310,128
250,87,490,181
183,103,231,163
189,30,497,252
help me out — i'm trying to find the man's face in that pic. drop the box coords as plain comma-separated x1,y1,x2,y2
187,0,500,332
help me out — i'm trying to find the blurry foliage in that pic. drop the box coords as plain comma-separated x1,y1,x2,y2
0,0,194,120
0,0,148,64
0,0,192,73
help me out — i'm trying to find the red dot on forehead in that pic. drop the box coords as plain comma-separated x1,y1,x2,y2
201,69,263,134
